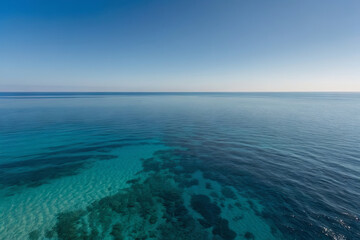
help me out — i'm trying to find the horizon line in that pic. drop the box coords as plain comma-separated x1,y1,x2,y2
1,91,359,94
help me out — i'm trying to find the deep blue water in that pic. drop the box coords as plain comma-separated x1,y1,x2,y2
0,92,359,240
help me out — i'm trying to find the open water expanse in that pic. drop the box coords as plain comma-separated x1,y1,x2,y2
0,92,359,240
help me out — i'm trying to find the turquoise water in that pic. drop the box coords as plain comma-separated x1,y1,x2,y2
0,93,359,240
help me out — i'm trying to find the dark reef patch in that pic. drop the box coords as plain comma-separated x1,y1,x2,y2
54,210,87,240
0,162,84,188
110,223,124,240
0,155,93,169
191,194,236,240
0,155,117,188
31,149,258,240
28,230,40,240
182,178,199,187
244,231,255,239
1,140,158,192
191,194,221,226
212,218,236,240
221,187,236,199
40,172,211,240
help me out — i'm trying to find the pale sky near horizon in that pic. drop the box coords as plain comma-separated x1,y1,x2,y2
0,0,359,92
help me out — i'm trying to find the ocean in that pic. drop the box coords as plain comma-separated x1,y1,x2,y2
0,92,359,240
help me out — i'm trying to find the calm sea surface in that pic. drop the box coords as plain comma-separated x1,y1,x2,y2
0,92,359,240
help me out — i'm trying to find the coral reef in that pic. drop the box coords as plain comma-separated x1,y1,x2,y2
32,149,275,240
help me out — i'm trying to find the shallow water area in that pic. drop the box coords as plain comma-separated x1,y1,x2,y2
0,142,168,239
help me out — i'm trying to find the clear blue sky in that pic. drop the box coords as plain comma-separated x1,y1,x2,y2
1,0,359,92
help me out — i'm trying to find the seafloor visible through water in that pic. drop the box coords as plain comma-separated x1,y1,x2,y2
0,93,359,240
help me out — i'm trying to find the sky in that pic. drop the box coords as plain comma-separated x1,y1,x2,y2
0,0,359,92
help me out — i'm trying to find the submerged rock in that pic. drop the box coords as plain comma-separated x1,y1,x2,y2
183,178,199,187
28,230,40,240
221,187,236,199
191,194,221,226
244,231,255,239
111,223,124,240
212,218,236,240
54,210,88,240
191,194,236,240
